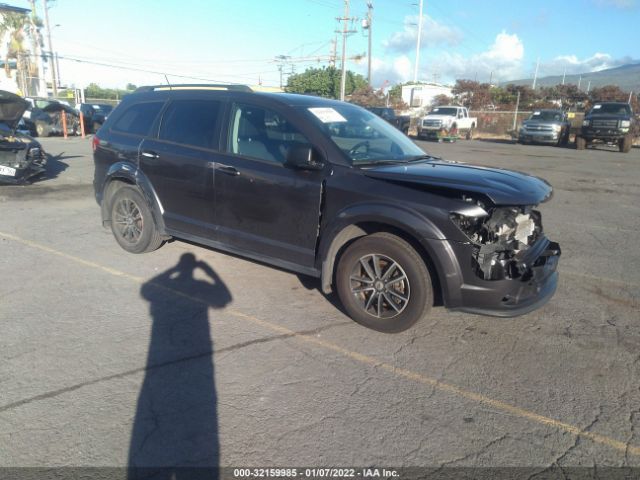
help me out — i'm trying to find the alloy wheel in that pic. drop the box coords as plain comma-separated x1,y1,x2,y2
349,254,410,319
113,198,143,244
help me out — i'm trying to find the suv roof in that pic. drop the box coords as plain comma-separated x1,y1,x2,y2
127,85,349,108
134,84,253,93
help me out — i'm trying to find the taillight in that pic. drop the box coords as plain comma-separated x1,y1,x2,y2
92,135,100,152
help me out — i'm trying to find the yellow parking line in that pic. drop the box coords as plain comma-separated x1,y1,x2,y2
2,230,638,457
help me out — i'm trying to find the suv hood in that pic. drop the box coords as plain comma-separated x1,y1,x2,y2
0,90,28,131
423,114,454,121
364,160,553,205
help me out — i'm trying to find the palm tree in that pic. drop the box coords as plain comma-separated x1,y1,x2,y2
0,11,41,95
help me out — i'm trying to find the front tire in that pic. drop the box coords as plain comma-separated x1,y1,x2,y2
336,233,433,333
109,185,164,254
619,135,632,153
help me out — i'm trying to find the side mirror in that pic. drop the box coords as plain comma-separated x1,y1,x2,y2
285,145,324,171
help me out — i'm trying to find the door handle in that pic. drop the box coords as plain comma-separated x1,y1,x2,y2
215,164,240,176
141,150,160,159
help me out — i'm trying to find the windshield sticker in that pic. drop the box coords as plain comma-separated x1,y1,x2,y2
593,104,601,109
308,107,347,123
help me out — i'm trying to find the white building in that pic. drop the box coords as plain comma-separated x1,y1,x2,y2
401,83,453,110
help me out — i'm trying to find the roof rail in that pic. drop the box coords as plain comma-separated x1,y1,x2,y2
134,84,253,93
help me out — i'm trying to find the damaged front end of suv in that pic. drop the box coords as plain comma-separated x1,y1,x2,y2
0,90,47,184
449,194,561,316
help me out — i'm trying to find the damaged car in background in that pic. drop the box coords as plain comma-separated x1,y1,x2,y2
94,87,561,332
0,90,47,184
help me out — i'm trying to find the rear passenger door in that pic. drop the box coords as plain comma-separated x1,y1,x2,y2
213,102,325,269
139,98,223,238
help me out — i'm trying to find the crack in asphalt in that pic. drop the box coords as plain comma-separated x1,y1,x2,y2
0,321,349,415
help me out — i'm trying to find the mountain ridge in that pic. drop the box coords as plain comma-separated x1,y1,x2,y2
506,63,640,92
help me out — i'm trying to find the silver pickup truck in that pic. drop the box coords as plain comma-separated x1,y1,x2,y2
518,109,571,146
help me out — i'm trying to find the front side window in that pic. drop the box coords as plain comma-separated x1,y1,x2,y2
159,100,221,149
228,104,311,164
112,102,164,136
300,104,425,166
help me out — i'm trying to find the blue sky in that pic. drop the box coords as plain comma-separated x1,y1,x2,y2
14,0,639,88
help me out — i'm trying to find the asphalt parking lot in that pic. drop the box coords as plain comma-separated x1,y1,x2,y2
1,135,639,474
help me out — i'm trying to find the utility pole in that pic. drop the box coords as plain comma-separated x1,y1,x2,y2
512,90,521,131
532,57,540,89
275,55,291,89
330,35,337,67
42,0,57,97
413,0,424,83
29,0,47,97
337,0,355,101
365,1,373,86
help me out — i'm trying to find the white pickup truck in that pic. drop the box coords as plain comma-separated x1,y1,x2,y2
417,106,477,140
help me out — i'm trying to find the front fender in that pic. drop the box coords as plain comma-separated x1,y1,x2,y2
100,162,167,235
317,202,458,294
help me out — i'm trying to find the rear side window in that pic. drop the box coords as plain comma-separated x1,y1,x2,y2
159,100,221,149
112,102,164,136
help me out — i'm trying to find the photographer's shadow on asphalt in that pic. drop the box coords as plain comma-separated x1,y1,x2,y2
128,253,232,480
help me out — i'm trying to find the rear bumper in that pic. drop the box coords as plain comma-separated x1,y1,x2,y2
435,237,561,318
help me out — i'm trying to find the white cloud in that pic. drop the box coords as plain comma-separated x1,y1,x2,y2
384,15,463,52
426,31,525,83
541,53,638,76
368,55,413,86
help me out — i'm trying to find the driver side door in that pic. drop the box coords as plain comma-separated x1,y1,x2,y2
213,102,326,270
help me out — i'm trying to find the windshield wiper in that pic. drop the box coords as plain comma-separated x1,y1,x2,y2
402,154,438,163
353,159,407,167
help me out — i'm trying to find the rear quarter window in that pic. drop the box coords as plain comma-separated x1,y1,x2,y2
158,99,222,149
111,101,164,136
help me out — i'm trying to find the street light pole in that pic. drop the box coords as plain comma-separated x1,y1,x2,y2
366,1,373,86
413,0,423,83
42,0,58,96
339,0,350,101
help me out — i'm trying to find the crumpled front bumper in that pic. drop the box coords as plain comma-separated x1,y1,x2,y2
0,155,47,184
446,237,561,317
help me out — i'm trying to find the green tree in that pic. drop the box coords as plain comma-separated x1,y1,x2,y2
285,66,367,99
349,85,386,107
0,11,35,94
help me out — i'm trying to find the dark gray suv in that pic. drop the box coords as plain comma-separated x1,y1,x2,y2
93,84,561,332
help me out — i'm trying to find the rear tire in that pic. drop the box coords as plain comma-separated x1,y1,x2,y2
576,136,586,150
109,185,164,254
619,135,632,153
336,232,433,333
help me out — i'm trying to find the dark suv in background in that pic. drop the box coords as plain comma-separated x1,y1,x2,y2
577,101,634,153
93,85,561,332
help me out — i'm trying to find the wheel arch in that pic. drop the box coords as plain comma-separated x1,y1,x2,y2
100,163,167,236
319,219,445,307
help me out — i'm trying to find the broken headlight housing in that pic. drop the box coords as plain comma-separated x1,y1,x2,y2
451,199,543,281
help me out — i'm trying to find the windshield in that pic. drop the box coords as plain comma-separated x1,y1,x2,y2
94,104,114,114
590,103,631,115
528,111,562,122
429,107,458,116
300,104,426,165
